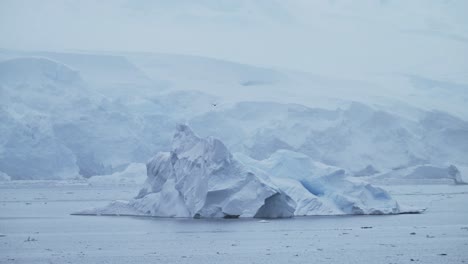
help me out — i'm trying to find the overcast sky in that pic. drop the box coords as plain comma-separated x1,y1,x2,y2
1,0,467,81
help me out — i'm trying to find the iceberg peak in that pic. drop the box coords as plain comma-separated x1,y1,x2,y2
174,123,196,141
172,123,233,167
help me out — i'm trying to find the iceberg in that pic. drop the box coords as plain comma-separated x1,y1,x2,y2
78,124,295,218
236,150,405,215
77,125,418,218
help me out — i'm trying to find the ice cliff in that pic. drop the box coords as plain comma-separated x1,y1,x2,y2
77,125,416,218
0,57,167,179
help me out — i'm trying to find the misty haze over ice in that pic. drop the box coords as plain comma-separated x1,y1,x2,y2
0,1,467,263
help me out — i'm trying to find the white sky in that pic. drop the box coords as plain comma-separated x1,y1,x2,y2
1,0,467,81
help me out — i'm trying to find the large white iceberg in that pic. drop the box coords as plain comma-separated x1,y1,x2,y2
78,124,295,218
77,125,418,218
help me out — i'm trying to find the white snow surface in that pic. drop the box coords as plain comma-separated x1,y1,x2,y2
0,56,173,179
0,171,10,181
369,164,466,185
0,50,466,182
77,126,416,218
87,163,147,186
190,101,468,173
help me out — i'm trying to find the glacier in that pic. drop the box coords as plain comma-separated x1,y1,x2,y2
1,50,467,183
1,1,468,262
77,125,417,218
87,163,147,186
368,164,465,185
190,101,468,173
0,56,173,179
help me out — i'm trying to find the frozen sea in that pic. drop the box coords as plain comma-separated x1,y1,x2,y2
1,181,467,264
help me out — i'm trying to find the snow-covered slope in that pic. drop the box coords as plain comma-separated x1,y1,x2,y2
0,57,170,179
0,56,83,86
0,171,11,181
5,49,467,120
191,101,468,173
0,57,85,179
77,125,415,218
0,50,466,183
87,163,147,186
126,52,468,120
368,164,465,185
0,50,163,98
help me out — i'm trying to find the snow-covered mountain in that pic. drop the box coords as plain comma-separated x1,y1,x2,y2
191,101,468,174
0,56,169,179
368,164,465,185
0,49,466,182
0,49,163,97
